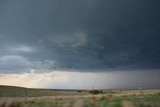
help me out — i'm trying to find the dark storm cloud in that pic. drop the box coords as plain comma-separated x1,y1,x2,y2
0,0,160,72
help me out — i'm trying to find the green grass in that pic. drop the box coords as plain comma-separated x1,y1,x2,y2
0,85,88,97
0,85,160,107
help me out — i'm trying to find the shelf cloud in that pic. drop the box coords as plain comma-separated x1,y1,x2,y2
0,0,160,88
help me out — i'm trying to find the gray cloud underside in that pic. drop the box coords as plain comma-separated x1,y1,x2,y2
0,0,160,72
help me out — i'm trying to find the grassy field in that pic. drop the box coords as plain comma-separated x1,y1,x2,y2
0,85,160,107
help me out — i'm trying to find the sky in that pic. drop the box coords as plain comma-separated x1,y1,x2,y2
0,0,160,89
0,70,160,89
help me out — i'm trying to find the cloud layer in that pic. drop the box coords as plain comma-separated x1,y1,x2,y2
0,0,160,72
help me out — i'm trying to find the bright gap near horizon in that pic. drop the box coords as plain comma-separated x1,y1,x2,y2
0,70,160,89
